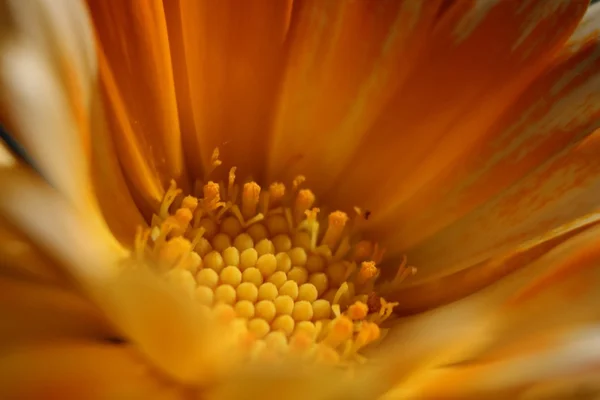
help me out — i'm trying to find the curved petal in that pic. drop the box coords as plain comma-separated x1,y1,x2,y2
267,0,445,191
165,0,292,180
0,0,96,209
388,211,600,314
373,9,600,259
0,216,66,284
89,89,148,244
327,0,587,213
87,0,185,209
404,128,600,282
0,275,114,346
0,342,182,399
0,166,235,384
381,221,600,398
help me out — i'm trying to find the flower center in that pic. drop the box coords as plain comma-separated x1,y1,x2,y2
132,149,415,366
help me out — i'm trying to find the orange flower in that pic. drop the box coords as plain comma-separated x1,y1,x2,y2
2,0,600,398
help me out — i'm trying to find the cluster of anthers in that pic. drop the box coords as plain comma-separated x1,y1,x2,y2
132,149,416,367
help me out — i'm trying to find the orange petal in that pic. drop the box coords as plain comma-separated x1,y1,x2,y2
87,0,185,209
371,10,600,263
165,0,292,180
397,327,600,399
267,0,445,192
382,221,600,397
89,88,148,244
0,216,65,284
328,0,587,224
389,211,600,314
0,0,96,209
403,128,600,282
0,342,182,399
0,275,114,345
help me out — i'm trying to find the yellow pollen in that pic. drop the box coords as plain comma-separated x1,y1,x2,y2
357,261,378,285
133,164,410,367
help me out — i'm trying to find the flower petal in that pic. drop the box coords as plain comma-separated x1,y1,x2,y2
0,0,96,208
267,0,444,192
0,342,182,399
165,0,292,179
0,166,244,384
324,0,587,215
382,222,600,397
89,89,148,244
388,211,600,314
0,216,66,284
87,0,185,209
0,275,114,345
402,127,600,282
371,10,600,274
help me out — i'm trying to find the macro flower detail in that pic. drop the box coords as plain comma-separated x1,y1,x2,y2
2,0,600,399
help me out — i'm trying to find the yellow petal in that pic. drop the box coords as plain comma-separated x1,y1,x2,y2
166,0,292,179
267,0,444,192
0,0,95,208
0,342,182,399
87,0,186,210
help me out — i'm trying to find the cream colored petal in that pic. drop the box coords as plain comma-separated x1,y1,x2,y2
0,0,95,209
209,361,383,400
0,342,182,399
0,166,241,384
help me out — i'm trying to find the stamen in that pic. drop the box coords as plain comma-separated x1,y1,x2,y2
321,211,348,249
203,182,222,212
131,167,415,368
294,189,315,224
159,180,182,219
356,261,378,285
205,148,223,179
242,182,261,219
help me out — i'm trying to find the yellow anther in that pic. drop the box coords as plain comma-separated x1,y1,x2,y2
347,301,369,320
181,195,199,212
157,236,192,269
242,182,261,219
353,241,374,261
294,189,315,223
268,182,286,206
323,316,353,347
130,160,417,368
159,180,182,219
357,261,378,285
227,167,237,201
321,211,348,249
292,175,306,191
203,181,221,212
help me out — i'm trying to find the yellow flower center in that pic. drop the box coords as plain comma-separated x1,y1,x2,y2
132,149,415,367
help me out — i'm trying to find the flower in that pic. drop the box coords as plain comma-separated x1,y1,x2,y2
2,0,600,398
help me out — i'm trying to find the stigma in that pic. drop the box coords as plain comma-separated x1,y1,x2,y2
132,150,415,367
